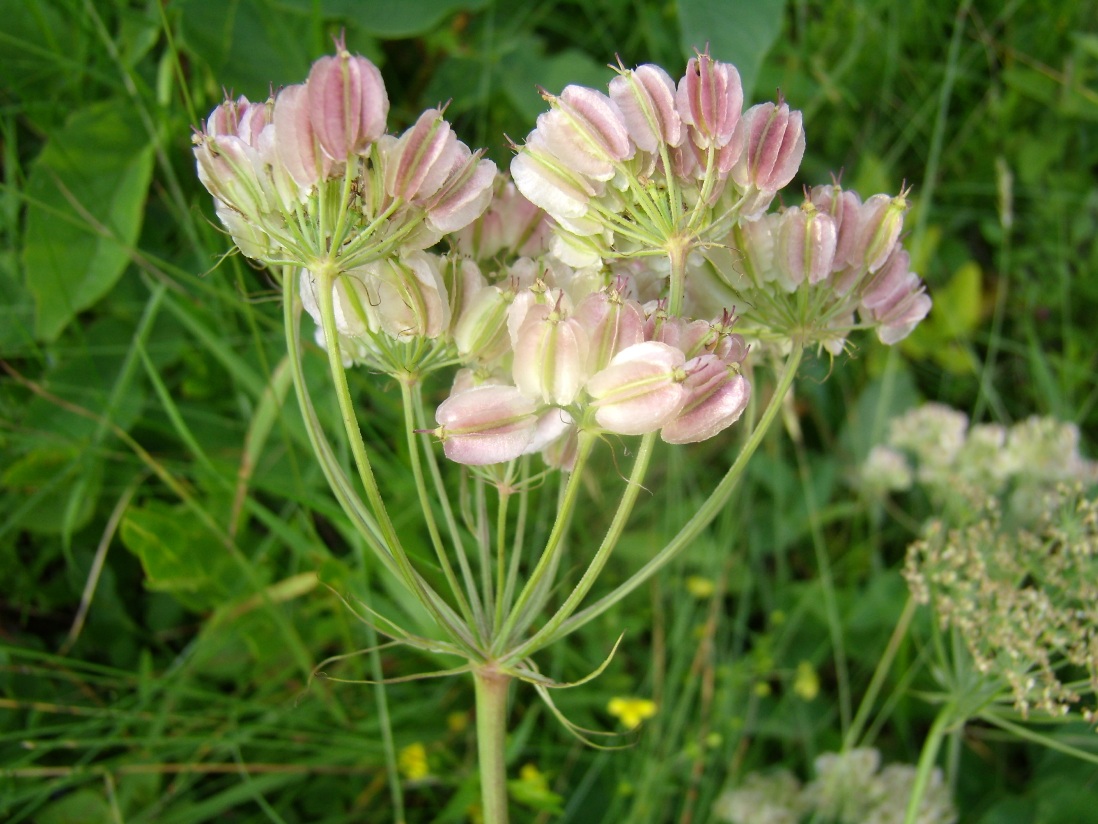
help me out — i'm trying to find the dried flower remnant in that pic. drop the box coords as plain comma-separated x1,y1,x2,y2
904,491,1098,722
714,748,956,824
713,769,807,824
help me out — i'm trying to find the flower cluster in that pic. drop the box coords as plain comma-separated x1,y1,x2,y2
714,748,956,824
510,51,930,353
696,183,931,351
192,37,496,351
435,273,751,465
857,403,1097,521
195,44,932,468
904,491,1098,722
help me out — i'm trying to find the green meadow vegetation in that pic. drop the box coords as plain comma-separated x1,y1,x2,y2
3,1,1098,822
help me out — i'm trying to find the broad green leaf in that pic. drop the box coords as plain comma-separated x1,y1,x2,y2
36,788,113,824
677,0,786,101
178,0,313,97
0,0,83,129
121,500,236,611
937,261,982,338
22,102,154,341
0,249,35,353
294,0,491,38
501,36,614,125
1,447,100,536
902,260,983,372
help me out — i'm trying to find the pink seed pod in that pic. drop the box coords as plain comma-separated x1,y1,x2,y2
435,384,539,465
298,266,376,339
586,341,686,435
364,251,451,340
511,303,590,406
423,146,497,234
536,85,634,181
855,191,909,274
306,44,388,161
809,184,864,272
675,52,744,150
384,109,463,203
194,133,268,219
609,63,684,152
858,247,931,344
661,355,751,444
572,287,647,372
730,100,805,194
776,204,838,288
273,83,333,188
453,285,513,365
511,131,602,221
730,212,779,287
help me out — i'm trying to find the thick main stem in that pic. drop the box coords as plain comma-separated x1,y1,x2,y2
474,667,511,824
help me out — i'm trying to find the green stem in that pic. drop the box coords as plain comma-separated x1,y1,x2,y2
546,345,804,644
904,702,956,824
845,596,916,750
399,379,481,641
504,429,658,664
409,384,488,634
312,265,477,652
495,489,511,631
474,667,511,824
493,430,596,654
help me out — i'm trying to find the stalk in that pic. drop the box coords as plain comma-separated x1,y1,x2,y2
474,667,512,824
903,702,955,824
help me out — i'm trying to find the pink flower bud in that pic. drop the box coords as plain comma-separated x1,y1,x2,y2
675,53,744,149
730,101,805,193
855,191,909,273
435,385,539,465
661,355,751,444
512,302,589,406
306,45,388,161
586,341,686,435
609,64,684,152
274,83,333,188
776,204,838,288
537,85,634,181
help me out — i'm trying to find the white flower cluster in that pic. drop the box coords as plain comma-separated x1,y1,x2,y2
714,748,957,824
857,403,1097,519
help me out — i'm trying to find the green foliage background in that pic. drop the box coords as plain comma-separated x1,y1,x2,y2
2,0,1097,821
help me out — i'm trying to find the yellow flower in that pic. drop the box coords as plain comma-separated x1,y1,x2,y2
398,742,429,781
685,575,716,598
608,696,657,730
793,660,820,701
